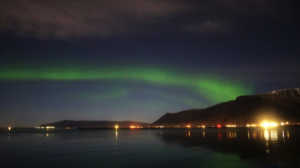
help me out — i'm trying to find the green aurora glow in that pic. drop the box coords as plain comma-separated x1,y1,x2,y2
0,64,254,104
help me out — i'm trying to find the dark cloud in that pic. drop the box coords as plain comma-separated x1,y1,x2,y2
0,0,295,39
0,0,189,38
183,21,232,33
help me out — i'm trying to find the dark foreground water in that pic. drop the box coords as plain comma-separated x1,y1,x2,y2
1,127,300,168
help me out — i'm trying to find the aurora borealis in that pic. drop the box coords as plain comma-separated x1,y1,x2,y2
0,0,299,127
0,64,253,103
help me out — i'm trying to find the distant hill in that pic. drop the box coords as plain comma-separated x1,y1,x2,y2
152,88,300,127
41,120,150,128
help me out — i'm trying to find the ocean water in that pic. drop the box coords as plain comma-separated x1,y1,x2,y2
1,127,300,168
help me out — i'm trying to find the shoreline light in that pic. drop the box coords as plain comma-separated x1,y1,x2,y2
226,125,236,127
46,126,55,129
35,126,45,129
130,125,135,129
130,125,140,129
115,125,119,129
260,122,278,128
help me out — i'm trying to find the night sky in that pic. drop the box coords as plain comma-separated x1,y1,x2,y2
0,0,299,127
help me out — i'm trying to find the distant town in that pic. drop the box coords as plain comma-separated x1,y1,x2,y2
3,120,300,131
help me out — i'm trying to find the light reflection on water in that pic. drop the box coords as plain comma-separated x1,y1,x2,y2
264,129,270,140
227,131,236,139
271,130,278,140
157,127,300,167
253,131,257,139
0,127,300,168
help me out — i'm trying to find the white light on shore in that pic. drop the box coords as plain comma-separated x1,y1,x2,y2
260,122,277,128
226,125,236,127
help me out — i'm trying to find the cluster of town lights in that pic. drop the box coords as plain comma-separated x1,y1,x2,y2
35,126,55,129
130,125,142,129
226,125,237,127
13,121,292,130
260,122,278,128
154,121,291,128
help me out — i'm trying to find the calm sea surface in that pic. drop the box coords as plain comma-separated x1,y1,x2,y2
1,127,300,168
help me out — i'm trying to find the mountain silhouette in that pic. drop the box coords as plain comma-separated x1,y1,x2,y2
152,88,300,127
41,120,150,128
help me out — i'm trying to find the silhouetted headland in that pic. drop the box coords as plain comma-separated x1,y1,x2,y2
41,120,150,128
152,88,300,127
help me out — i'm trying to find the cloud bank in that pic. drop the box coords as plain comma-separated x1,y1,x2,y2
0,0,294,39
